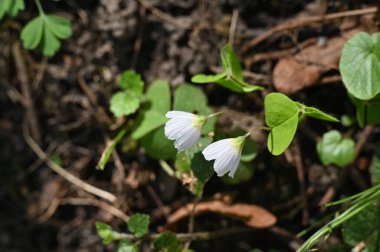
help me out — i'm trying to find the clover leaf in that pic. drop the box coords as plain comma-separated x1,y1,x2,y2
0,0,24,19
21,14,72,56
265,93,300,155
317,130,355,167
340,32,380,100
192,44,263,93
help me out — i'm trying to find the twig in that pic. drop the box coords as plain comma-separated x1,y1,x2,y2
241,7,377,52
228,9,239,45
184,197,200,249
138,0,191,29
12,43,41,144
355,125,374,158
23,121,117,203
61,197,129,222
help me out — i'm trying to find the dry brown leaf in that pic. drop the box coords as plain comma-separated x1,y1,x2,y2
273,28,360,94
164,200,277,230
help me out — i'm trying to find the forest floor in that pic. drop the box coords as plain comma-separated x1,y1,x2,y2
1,0,380,251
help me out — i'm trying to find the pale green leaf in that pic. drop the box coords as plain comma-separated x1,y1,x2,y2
265,93,299,127
41,25,61,56
131,111,167,139
340,32,380,100
316,130,355,167
127,213,150,238
95,222,117,245
221,44,243,80
110,91,140,117
145,80,171,114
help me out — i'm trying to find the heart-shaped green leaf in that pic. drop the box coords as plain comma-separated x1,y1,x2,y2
340,32,380,100
265,93,300,155
316,130,355,167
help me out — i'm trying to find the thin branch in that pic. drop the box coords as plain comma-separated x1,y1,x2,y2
241,7,377,52
23,121,117,203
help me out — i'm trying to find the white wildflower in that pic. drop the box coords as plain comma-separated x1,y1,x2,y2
164,111,206,152
202,134,248,178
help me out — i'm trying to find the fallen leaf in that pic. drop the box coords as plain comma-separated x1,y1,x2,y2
164,200,277,230
273,28,360,94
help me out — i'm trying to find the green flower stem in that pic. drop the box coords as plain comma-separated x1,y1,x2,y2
34,0,45,15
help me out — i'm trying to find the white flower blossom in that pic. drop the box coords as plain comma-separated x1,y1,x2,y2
202,135,248,178
164,111,206,152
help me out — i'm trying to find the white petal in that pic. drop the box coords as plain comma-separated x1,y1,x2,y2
166,111,195,119
214,148,238,177
227,153,241,178
174,127,201,151
164,118,194,140
202,139,233,160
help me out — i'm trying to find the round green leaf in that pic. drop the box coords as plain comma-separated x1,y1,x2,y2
316,130,355,167
340,32,380,100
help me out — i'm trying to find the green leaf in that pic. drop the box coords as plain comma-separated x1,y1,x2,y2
153,232,183,252
191,44,263,93
173,84,216,134
20,14,72,56
191,73,226,83
110,91,140,117
44,15,72,39
303,106,339,122
191,152,214,182
341,115,355,127
120,70,144,96
116,240,138,252
265,93,300,155
140,127,177,160
221,44,243,80
127,213,150,238
95,222,117,245
21,16,44,49
131,80,171,139
316,130,356,167
222,162,254,185
340,32,380,100
0,0,24,18
350,94,380,127
342,202,380,251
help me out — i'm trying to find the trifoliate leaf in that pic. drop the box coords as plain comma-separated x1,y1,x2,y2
120,70,144,96
340,32,380,100
127,213,150,238
21,14,72,56
265,93,300,155
110,91,140,117
131,80,170,139
316,130,355,167
153,232,183,252
116,240,138,252
0,0,24,18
